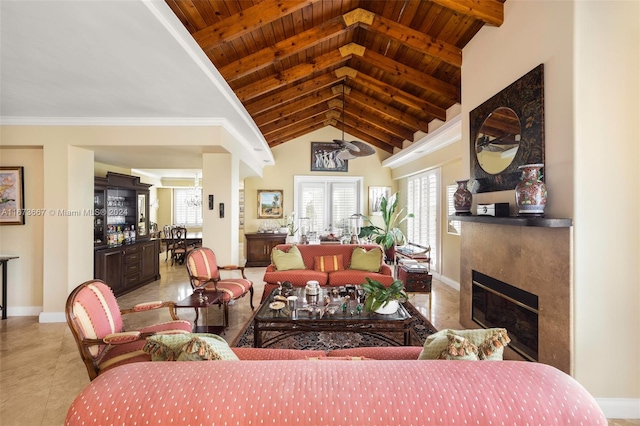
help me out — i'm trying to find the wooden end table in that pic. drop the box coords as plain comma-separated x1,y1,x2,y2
174,291,225,334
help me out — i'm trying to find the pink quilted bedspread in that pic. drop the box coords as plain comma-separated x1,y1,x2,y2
65,360,606,425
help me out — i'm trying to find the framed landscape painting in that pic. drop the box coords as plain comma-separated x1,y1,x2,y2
257,189,283,219
0,167,25,225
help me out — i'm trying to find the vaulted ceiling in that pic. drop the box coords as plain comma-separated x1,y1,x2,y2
167,0,505,154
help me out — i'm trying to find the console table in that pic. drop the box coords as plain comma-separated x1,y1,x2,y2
0,255,19,320
245,233,287,267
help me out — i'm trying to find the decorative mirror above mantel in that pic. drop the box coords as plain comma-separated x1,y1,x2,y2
469,64,545,193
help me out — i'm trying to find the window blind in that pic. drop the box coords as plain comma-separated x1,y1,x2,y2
406,169,439,270
173,188,203,227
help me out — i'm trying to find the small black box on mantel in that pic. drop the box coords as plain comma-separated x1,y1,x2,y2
477,203,510,217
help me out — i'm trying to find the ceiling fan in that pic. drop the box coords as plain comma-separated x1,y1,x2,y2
331,85,376,160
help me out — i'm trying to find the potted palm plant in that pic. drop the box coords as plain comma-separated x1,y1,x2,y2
358,192,414,259
362,277,407,314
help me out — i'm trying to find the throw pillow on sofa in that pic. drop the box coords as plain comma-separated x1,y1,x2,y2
349,246,383,272
438,334,479,360
143,333,239,361
314,254,344,272
418,328,510,360
271,245,305,271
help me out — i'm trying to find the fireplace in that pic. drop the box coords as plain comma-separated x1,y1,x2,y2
472,270,538,361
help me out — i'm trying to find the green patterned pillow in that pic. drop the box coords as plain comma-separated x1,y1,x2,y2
143,333,192,361
272,245,305,271
143,333,239,361
418,328,510,360
349,246,383,272
438,334,479,360
178,334,239,361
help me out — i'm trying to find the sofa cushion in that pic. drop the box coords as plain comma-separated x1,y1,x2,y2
349,246,383,272
418,328,510,360
263,270,329,287
327,270,395,287
314,254,345,272
271,245,305,271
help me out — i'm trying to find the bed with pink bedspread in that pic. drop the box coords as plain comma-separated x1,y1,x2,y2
65,358,606,425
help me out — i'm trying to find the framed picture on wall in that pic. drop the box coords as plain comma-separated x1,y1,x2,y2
257,189,283,219
0,167,25,225
310,142,348,172
368,186,391,216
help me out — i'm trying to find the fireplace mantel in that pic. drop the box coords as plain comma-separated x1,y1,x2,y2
450,215,572,227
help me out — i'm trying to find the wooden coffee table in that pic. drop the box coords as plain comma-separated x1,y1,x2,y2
252,286,415,348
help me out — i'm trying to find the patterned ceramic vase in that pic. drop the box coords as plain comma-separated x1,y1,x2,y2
515,164,547,216
453,179,472,215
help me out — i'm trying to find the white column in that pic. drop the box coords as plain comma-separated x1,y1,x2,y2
201,153,239,265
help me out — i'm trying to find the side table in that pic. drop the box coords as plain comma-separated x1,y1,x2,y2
174,291,225,335
397,264,432,311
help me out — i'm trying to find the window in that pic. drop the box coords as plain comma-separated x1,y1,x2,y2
173,188,203,227
294,176,363,235
446,185,461,235
406,169,440,270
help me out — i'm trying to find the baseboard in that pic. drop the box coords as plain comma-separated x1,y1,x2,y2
38,311,66,323
597,398,640,419
433,273,460,291
3,306,42,317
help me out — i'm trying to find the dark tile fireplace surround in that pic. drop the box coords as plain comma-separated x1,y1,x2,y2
457,216,573,374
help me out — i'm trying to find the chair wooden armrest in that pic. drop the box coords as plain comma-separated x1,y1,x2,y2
120,301,180,321
221,265,247,278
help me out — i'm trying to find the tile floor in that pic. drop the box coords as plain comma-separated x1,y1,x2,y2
0,257,635,425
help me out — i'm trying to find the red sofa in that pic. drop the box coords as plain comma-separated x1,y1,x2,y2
262,244,394,301
66,346,607,425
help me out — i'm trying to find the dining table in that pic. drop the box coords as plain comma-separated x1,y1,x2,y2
158,231,203,261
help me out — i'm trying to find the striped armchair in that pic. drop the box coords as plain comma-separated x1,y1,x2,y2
185,247,254,328
65,279,192,381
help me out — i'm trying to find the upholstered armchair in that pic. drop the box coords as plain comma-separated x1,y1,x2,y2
65,279,192,380
185,247,254,328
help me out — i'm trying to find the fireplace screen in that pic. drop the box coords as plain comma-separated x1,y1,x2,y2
472,271,539,361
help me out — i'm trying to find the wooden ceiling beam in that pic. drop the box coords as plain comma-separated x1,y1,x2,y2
430,0,504,27
355,46,460,102
336,121,397,153
269,121,329,147
348,9,462,67
340,105,415,142
346,69,447,120
219,17,348,82
347,89,431,133
253,88,339,127
244,73,342,116
260,103,329,136
265,114,328,144
193,0,322,52
340,115,403,149
235,50,349,102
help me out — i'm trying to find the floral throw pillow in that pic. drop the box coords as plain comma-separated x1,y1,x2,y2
143,333,239,361
438,334,479,360
418,328,510,360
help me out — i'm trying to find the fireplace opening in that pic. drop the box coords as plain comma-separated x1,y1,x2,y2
472,270,539,361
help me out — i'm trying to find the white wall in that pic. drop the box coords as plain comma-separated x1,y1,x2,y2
462,0,639,410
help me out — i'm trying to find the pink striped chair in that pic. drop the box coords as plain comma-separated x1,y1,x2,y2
185,247,254,328
65,279,192,381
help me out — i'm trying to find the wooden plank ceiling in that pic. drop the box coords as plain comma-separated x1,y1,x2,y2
166,0,504,154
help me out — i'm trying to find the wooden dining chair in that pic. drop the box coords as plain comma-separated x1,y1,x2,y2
163,225,174,262
170,226,194,265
